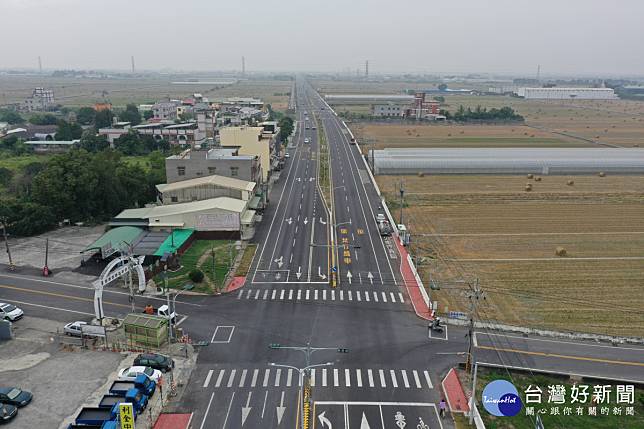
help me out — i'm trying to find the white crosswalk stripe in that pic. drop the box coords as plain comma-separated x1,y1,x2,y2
262,369,270,387
239,369,247,388
274,369,281,387
368,369,374,387
215,369,225,388
227,369,236,387
239,288,408,306
413,370,422,389
287,369,293,387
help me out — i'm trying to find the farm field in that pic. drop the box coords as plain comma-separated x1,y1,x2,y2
0,75,292,110
378,174,644,336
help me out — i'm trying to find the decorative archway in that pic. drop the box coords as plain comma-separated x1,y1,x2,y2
92,255,145,320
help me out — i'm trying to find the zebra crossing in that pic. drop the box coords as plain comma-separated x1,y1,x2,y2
203,367,433,390
237,287,406,305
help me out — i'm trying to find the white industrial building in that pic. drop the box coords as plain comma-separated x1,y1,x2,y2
516,87,618,100
371,148,644,175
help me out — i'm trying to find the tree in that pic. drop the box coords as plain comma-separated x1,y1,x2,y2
143,110,154,120
0,109,24,124
120,104,142,125
437,83,448,91
277,116,294,143
0,198,56,236
76,107,96,125
94,109,114,129
55,120,83,140
29,113,58,125
179,111,194,122
115,131,145,155
79,130,109,152
433,96,445,103
0,168,13,187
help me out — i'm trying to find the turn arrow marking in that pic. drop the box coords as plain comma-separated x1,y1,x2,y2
318,411,332,429
296,266,302,279
276,391,286,425
318,266,327,280
274,256,284,268
319,217,326,225
360,412,371,429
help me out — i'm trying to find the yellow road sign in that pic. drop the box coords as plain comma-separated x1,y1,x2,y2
119,403,135,429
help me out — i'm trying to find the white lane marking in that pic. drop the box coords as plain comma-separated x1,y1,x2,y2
322,369,328,387
323,289,327,300
368,369,374,387
334,368,339,387
237,290,243,299
357,291,362,301
315,289,319,300
246,289,252,299
251,369,259,387
226,369,236,387
340,290,344,300
274,368,281,387
413,370,422,388
348,290,353,300
424,371,433,388
390,292,396,302
310,369,316,387
402,370,410,388
345,369,351,387
287,369,293,387
263,290,268,300
390,370,398,388
262,390,268,419
306,289,310,300
280,290,285,300
203,370,213,388
297,289,302,300
263,369,270,387
239,369,248,387
398,292,404,303
381,292,387,302
198,392,215,429
379,369,386,387
221,391,235,429
356,369,363,387
215,370,225,388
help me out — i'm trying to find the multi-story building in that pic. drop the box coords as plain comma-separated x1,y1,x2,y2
153,101,180,120
165,148,262,184
99,121,206,146
404,92,441,119
219,126,276,182
372,103,405,117
22,87,55,111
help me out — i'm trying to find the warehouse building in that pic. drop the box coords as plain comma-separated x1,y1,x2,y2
516,87,618,100
371,148,644,175
324,94,415,104
156,174,258,208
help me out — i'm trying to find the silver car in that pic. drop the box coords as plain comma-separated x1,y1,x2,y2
0,303,23,321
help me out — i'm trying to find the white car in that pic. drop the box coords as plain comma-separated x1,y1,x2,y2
304,138,310,143
64,321,88,337
118,366,162,383
284,152,290,158
0,303,23,321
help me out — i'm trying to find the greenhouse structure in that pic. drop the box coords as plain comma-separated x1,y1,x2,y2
371,148,644,175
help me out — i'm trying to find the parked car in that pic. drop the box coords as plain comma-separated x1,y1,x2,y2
118,366,162,383
134,353,174,373
0,403,17,424
304,138,310,143
0,303,23,321
63,321,88,337
284,152,290,158
0,387,32,407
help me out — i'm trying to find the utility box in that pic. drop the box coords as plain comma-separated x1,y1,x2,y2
0,320,12,340
398,224,410,246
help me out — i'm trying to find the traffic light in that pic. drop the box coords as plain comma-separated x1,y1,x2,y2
337,348,349,353
269,343,281,349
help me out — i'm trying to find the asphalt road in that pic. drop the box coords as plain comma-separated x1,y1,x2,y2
1,77,643,429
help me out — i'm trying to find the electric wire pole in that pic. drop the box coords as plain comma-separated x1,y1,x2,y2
399,180,405,224
466,278,483,373
1,221,15,270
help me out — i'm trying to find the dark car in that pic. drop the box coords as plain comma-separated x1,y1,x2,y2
0,388,32,407
133,353,174,373
0,403,17,424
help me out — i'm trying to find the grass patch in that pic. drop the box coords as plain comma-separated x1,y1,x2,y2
476,368,644,429
0,154,52,171
316,117,331,206
154,240,237,294
236,244,257,277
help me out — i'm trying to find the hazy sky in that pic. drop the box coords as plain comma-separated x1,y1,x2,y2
3,0,644,76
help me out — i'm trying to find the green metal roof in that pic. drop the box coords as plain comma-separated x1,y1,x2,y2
153,228,195,256
248,195,261,209
84,226,144,253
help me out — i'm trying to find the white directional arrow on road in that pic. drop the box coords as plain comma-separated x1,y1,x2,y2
346,270,353,284
318,266,327,280
241,392,252,426
274,256,284,268
285,218,292,225
319,217,326,225
276,391,286,425
303,217,309,225
360,412,371,429
296,266,302,280
309,177,315,182
318,411,332,429
367,272,374,285
296,177,301,182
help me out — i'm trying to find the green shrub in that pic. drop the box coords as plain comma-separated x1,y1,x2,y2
189,269,204,283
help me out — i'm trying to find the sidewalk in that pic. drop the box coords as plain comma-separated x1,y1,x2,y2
393,236,432,320
441,368,470,415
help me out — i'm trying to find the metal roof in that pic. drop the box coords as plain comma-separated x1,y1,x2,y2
83,226,144,253
116,197,248,221
156,174,256,193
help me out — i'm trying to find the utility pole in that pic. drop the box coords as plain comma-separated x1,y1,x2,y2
1,221,15,270
399,180,405,224
241,56,245,76
465,278,483,373
131,56,136,73
43,238,49,276
211,244,216,291
38,56,42,74
365,60,369,79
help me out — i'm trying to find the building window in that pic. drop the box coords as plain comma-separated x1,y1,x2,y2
196,171,203,176
171,196,178,203
208,167,217,175
177,166,186,176
230,167,239,177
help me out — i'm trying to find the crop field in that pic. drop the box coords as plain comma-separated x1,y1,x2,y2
0,75,292,110
378,174,644,336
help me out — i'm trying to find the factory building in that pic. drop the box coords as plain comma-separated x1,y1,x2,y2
516,87,618,100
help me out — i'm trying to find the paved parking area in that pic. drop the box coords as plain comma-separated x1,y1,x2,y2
0,316,125,429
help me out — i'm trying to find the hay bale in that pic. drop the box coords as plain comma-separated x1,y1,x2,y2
567,180,574,186
527,174,534,179
633,143,639,147
599,172,606,177
525,184,533,192
417,172,425,177
534,176,542,182
555,246,567,257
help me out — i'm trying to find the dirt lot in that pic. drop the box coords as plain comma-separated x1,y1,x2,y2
0,75,292,110
378,174,644,337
